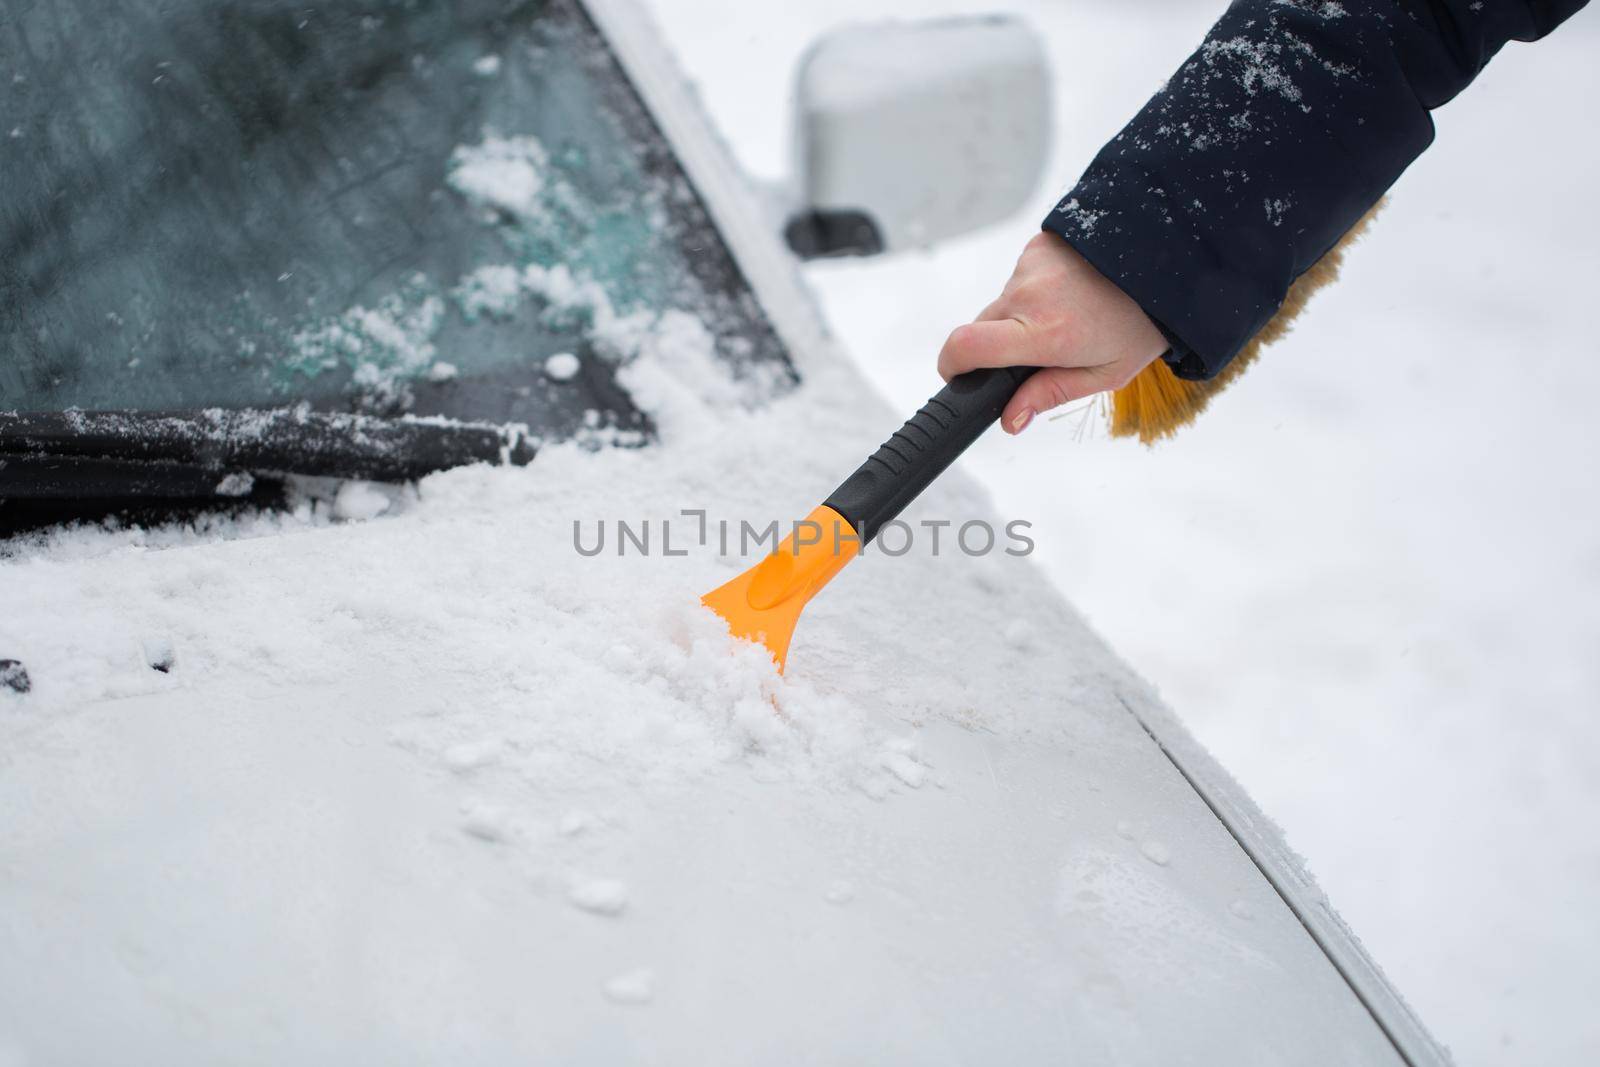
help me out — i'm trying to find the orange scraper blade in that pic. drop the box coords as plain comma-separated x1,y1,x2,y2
700,504,858,672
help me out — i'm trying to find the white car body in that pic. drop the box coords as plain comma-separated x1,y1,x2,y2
0,1,1445,1064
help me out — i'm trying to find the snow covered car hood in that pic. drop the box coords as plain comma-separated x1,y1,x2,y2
3,348,1407,1064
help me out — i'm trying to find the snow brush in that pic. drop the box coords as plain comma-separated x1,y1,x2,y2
1106,201,1383,442
702,365,1034,671
702,200,1388,669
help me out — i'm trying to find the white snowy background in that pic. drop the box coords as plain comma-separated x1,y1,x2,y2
641,0,1600,1063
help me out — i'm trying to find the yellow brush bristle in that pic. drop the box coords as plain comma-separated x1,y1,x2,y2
1109,201,1384,445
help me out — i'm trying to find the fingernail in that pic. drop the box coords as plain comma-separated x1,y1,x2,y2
1010,408,1035,434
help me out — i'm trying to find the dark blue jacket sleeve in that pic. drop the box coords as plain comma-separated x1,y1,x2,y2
1043,0,1590,380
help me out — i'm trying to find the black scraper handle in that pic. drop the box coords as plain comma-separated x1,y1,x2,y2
824,365,1035,543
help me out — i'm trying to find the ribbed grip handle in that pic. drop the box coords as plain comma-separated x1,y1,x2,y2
824,365,1034,542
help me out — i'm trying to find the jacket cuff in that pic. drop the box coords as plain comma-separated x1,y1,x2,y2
1038,214,1203,379
1040,176,1239,383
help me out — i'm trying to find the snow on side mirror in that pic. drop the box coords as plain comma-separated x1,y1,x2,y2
784,16,1052,259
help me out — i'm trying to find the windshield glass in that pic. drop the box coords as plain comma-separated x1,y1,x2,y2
0,0,790,441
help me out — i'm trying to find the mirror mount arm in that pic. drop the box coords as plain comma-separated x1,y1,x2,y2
783,209,886,260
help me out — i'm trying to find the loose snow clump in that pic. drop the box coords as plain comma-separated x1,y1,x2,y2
447,133,550,219
544,352,581,381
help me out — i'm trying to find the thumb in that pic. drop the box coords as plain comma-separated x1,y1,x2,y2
1001,366,1108,434
937,318,1043,381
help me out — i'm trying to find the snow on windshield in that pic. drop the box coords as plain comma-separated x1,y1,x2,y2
447,133,554,218
0,0,791,445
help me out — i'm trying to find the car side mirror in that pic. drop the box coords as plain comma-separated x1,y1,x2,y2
784,16,1052,260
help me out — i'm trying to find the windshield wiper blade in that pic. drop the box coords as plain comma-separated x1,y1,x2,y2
0,452,262,500
0,408,536,500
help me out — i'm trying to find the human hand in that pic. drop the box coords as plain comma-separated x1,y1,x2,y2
937,231,1169,434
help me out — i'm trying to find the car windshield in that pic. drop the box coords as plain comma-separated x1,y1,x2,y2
0,0,790,442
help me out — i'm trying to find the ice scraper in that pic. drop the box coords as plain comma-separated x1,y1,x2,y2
702,365,1034,671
